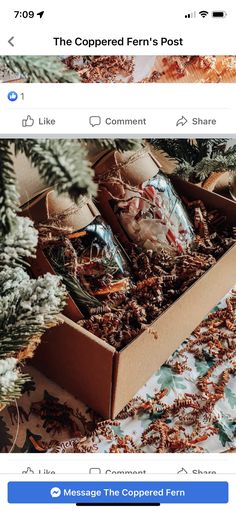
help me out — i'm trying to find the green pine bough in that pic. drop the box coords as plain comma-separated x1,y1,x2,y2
14,139,97,199
0,217,67,409
149,139,236,182
0,141,19,233
0,56,79,83
0,139,92,409
0,359,28,409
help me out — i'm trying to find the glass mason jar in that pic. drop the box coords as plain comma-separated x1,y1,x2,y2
38,191,131,316
94,149,194,254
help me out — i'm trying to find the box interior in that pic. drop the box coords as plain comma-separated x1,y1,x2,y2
31,178,236,418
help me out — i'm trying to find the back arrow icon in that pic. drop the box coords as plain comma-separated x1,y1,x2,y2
8,36,15,47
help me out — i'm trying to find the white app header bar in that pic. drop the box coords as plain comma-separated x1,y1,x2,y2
0,0,235,55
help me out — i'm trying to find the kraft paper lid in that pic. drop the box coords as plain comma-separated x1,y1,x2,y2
23,189,100,231
94,149,161,186
46,191,100,231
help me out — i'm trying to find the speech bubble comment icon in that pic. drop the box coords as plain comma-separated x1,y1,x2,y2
50,487,62,498
89,115,101,127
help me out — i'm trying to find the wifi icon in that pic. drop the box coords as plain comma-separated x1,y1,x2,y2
199,10,209,18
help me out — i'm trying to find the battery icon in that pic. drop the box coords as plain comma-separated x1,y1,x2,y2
212,11,227,17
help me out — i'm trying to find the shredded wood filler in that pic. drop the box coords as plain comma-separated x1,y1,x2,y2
64,56,135,83
81,201,236,349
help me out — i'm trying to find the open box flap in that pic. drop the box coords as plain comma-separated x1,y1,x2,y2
34,314,116,419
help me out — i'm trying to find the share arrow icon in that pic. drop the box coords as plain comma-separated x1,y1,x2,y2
37,11,44,18
176,115,188,127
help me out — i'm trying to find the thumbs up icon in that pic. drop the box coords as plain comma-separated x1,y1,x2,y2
22,115,35,127
22,466,35,474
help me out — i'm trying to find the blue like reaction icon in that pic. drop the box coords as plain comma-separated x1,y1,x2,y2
8,91,18,102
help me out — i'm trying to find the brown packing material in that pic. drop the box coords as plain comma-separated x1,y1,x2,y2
30,179,236,419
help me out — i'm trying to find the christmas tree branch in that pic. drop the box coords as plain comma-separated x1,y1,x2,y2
0,140,19,234
0,217,38,268
149,138,236,182
84,139,142,153
0,56,79,83
0,359,29,408
0,140,68,410
0,269,66,358
14,139,97,200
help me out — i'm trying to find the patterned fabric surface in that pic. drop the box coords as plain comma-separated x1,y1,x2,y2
0,288,235,454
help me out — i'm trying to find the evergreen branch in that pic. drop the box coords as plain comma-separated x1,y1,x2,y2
0,56,80,83
149,138,236,182
0,137,84,409
0,270,67,358
149,139,200,165
0,217,38,268
14,139,97,200
0,140,19,234
193,154,236,181
0,358,29,408
84,139,142,152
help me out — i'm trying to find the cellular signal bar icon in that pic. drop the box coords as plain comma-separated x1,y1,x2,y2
185,12,196,18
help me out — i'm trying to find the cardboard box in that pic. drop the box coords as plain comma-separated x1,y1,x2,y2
24,178,236,419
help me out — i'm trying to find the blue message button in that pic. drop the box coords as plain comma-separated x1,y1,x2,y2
8,481,228,504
